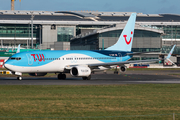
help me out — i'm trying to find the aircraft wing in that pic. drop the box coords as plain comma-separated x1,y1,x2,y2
64,59,159,70
88,59,159,68
89,45,175,68
65,45,176,69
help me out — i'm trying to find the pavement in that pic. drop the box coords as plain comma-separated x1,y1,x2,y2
0,70,180,85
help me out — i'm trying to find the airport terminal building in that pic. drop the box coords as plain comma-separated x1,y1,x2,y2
0,10,180,63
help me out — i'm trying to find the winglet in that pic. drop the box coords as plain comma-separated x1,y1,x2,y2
164,44,176,65
166,44,176,59
16,44,21,53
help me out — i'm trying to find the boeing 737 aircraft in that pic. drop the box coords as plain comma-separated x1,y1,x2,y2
4,13,176,80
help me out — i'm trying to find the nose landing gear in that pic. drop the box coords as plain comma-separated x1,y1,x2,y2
17,76,22,80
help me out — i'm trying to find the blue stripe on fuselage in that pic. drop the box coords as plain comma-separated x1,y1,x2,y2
5,50,133,67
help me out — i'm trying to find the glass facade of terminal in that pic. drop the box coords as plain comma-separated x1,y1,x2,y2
154,25,180,39
76,25,107,35
0,23,180,54
57,27,75,42
140,25,180,40
151,25,180,54
99,30,160,38
71,29,162,52
99,29,161,52
0,24,39,38
0,24,40,48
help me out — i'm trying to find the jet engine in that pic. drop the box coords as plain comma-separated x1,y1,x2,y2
119,66,127,72
29,73,47,76
70,66,91,77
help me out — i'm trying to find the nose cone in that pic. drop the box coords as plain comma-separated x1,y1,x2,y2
4,61,13,71
4,63,9,70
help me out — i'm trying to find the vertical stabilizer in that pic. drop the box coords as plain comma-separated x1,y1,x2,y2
105,13,136,51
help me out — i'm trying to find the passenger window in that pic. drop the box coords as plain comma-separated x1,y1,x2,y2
17,58,21,60
10,57,16,60
9,57,21,60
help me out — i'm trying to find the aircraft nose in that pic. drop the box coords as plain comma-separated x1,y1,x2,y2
3,61,12,70
3,63,9,69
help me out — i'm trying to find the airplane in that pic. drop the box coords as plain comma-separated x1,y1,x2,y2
4,13,176,80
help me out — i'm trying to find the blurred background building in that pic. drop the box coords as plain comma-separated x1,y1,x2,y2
0,10,180,64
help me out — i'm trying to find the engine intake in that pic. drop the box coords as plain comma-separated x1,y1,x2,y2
119,66,127,72
70,66,91,77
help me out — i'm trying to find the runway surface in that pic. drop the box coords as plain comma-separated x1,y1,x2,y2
0,70,180,85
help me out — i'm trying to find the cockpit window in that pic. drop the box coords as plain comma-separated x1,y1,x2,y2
9,57,21,60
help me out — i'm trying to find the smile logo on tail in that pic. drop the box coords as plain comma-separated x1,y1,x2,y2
123,31,133,45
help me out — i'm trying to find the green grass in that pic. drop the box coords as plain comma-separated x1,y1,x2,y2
0,84,180,119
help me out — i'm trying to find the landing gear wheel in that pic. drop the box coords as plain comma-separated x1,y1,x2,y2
58,73,66,80
17,76,22,80
114,71,118,74
62,74,66,80
82,75,91,80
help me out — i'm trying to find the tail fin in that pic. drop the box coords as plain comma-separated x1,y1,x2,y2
105,13,136,51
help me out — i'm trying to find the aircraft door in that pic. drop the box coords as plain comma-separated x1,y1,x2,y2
26,54,33,65
71,56,77,63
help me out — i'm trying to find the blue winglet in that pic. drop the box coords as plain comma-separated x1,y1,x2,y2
166,44,176,59
16,44,21,53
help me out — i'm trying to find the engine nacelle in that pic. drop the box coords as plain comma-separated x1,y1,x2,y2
119,66,127,72
29,73,47,76
70,66,91,77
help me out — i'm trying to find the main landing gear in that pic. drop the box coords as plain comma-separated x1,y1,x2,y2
58,73,66,80
114,66,119,74
17,76,22,80
82,75,91,80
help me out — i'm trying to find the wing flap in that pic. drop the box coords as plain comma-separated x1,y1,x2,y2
88,59,159,67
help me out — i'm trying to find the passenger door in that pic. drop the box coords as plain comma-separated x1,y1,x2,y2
26,54,33,65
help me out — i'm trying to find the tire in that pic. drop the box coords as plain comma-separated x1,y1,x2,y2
58,74,66,80
58,74,62,80
87,75,91,80
82,75,91,80
62,74,66,80
114,71,118,74
17,76,22,80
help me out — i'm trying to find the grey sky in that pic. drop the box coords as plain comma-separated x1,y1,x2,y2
1,0,180,14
